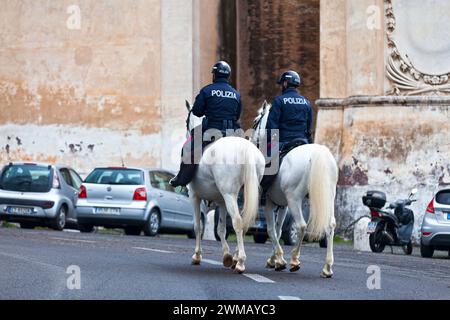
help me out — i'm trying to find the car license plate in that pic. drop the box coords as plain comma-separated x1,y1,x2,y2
367,221,378,234
7,206,34,215
94,207,120,215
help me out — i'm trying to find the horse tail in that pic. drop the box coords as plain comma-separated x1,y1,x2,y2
307,145,338,241
241,146,260,234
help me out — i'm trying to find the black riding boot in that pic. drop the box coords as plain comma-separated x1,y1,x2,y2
169,162,198,187
260,174,277,206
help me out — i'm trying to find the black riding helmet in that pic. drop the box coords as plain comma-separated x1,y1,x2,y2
277,70,301,88
212,61,231,79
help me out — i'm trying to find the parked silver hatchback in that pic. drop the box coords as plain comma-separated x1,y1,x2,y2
421,188,450,257
76,167,205,237
0,162,83,230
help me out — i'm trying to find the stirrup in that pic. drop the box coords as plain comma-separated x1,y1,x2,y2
169,176,182,188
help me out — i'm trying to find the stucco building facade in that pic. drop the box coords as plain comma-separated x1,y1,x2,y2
1,0,448,238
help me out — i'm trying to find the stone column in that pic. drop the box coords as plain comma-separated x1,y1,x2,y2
160,0,194,170
316,0,450,243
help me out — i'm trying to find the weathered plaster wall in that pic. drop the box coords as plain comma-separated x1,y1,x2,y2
0,0,162,174
0,0,220,174
316,97,450,241
316,0,450,241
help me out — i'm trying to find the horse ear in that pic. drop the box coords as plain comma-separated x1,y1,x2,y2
185,100,191,112
263,100,269,111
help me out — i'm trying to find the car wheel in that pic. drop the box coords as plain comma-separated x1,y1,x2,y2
124,227,142,236
51,205,67,231
319,236,328,248
420,241,434,258
78,224,94,233
369,231,385,253
188,214,205,239
20,222,35,230
214,210,230,241
282,219,298,246
253,233,268,244
402,241,413,255
143,209,160,237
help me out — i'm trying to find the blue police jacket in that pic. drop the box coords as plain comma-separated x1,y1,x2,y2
266,88,313,144
192,78,242,131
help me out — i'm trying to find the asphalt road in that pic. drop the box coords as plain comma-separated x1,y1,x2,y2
0,227,449,300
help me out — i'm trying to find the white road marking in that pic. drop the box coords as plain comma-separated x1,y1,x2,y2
243,274,275,283
132,247,173,254
202,259,223,266
50,237,96,243
279,296,302,300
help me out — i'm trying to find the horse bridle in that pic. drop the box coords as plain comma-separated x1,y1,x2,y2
252,111,265,148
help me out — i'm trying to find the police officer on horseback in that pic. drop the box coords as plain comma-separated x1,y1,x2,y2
260,70,314,193
169,61,242,188
268,70,313,149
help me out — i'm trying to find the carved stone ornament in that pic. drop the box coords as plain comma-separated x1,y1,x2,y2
385,0,450,95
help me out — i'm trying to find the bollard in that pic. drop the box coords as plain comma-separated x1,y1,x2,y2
203,210,216,241
353,217,372,252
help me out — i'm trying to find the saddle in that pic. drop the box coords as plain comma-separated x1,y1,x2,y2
279,138,308,161
260,138,307,193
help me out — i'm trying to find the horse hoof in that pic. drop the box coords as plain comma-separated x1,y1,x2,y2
234,265,245,274
320,271,333,279
275,264,287,272
290,264,301,272
191,254,202,265
265,262,275,269
231,261,238,270
223,254,233,268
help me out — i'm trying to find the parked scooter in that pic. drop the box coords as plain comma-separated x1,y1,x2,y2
362,188,417,255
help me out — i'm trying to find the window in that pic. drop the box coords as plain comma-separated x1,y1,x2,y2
85,168,144,185
436,190,450,205
0,164,52,193
69,169,83,190
150,171,175,192
59,168,73,187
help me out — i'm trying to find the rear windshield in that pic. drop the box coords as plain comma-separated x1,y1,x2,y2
0,165,52,193
85,168,144,185
436,190,450,205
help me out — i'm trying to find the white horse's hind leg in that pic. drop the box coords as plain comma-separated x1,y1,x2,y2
218,205,233,268
287,197,307,272
191,196,203,265
264,198,287,271
275,206,288,242
223,194,246,274
321,216,336,278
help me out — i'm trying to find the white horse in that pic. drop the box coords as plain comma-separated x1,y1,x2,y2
252,101,339,278
184,102,266,274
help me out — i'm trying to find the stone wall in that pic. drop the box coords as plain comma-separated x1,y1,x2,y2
317,0,450,241
0,0,220,175
236,0,320,129
316,96,450,240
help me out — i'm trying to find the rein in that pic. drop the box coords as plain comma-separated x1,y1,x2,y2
186,109,193,132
